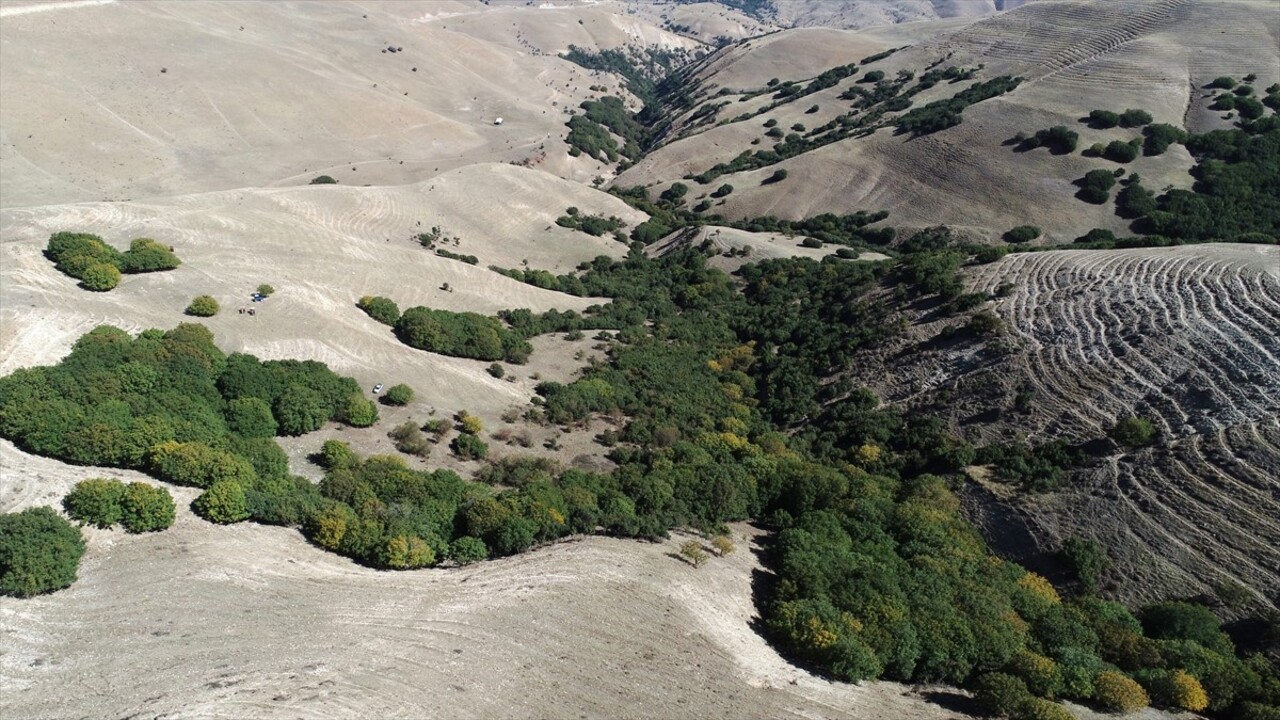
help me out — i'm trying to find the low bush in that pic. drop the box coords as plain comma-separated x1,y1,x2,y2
1095,671,1150,712
357,295,401,325
193,480,250,524
1110,416,1156,447
63,478,125,528
185,295,220,317
381,384,413,406
120,482,176,533
451,433,489,460
1118,108,1154,128
1005,225,1041,243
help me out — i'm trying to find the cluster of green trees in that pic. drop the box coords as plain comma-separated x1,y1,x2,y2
44,232,181,291
555,207,626,236
566,96,648,163
0,323,376,532
1018,126,1079,154
356,296,533,363
63,478,175,532
0,507,86,598
895,75,1023,136
1085,108,1152,129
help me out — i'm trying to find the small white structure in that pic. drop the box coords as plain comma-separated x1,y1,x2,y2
494,117,504,125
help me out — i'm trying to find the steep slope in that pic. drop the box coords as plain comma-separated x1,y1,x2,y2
883,244,1280,613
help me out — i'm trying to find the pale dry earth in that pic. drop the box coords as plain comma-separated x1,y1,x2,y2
0,0,690,207
618,0,1278,241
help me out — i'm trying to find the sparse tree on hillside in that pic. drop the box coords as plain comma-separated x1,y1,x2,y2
680,540,708,567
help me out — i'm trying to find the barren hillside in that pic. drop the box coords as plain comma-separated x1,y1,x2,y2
0,0,696,206
617,0,1278,240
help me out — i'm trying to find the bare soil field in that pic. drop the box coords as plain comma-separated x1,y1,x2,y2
0,443,970,719
877,244,1280,614
617,0,1278,240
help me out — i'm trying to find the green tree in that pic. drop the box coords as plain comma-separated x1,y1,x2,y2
1087,109,1120,128
225,397,278,438
193,480,250,524
341,394,379,428
451,433,489,460
80,262,121,291
185,295,220,317
1095,671,1149,712
764,169,789,184
1110,416,1156,447
357,295,400,325
256,284,275,296
381,384,413,406
1005,225,1041,243
121,238,180,273
274,385,330,435
120,482,176,532
449,536,488,564
63,478,125,528
0,506,86,598
1061,538,1109,592
319,439,357,469
1118,108,1153,128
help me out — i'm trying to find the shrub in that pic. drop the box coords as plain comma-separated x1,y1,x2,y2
763,118,778,128
711,184,734,198
0,506,86,598
319,439,357,469
800,237,823,249
451,433,489,460
763,169,789,185
1118,108,1153,128
63,478,125,528
310,175,338,184
256,284,275,296
1139,601,1233,655
1087,109,1120,128
1110,416,1156,447
381,383,413,406
1207,76,1236,89
860,70,885,83
1142,123,1187,156
1157,669,1210,712
967,310,1003,336
487,363,505,379
1005,225,1041,243
458,412,484,435
1016,698,1074,720
806,104,820,114
449,536,488,564
193,480,250,524
274,385,330,435
185,295,220,317
766,127,785,138
341,394,379,428
680,539,708,567
1095,671,1149,712
389,421,432,458
357,295,401,325
119,482,176,533
1075,228,1116,244
121,238,180,273
1061,537,1108,592
81,262,121,291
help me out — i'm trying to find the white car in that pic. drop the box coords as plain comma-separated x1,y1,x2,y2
372,383,384,394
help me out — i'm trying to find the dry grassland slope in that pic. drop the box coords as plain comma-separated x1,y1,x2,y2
618,0,1277,240
0,0,688,207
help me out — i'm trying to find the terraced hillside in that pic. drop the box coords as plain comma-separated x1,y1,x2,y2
923,245,1280,612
